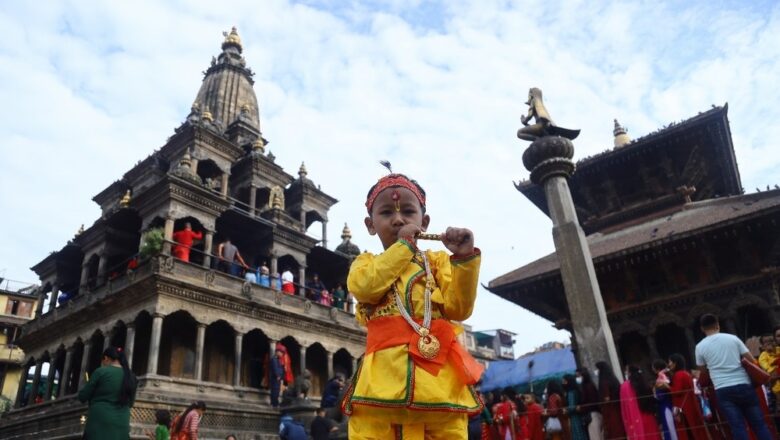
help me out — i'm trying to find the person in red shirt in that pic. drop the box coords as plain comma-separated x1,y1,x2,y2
493,389,522,440
668,354,709,440
524,393,545,440
172,222,203,262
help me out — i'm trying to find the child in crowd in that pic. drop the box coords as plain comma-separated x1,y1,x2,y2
758,333,780,414
150,409,171,440
341,166,484,439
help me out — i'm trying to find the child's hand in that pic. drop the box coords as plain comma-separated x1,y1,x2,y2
398,224,423,243
441,227,474,256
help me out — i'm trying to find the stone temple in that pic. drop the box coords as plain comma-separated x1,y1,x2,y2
0,28,366,439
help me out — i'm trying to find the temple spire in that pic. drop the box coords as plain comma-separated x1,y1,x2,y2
222,26,243,53
613,119,631,148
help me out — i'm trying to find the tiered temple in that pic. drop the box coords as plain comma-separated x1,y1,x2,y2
0,28,364,439
489,105,780,370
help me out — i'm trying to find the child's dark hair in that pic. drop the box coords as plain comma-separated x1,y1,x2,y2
652,359,667,372
365,174,427,213
174,401,207,433
103,346,136,406
155,409,171,427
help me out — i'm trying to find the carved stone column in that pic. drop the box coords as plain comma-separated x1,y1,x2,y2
125,324,136,369
300,345,307,376
34,288,46,318
147,314,164,375
298,265,307,297
162,216,175,255
326,350,334,380
60,347,74,397
352,357,358,377
249,186,257,217
80,263,90,291
15,361,30,407
97,251,109,283
195,324,206,381
44,357,57,400
203,230,214,269
221,174,229,197
234,332,244,386
300,210,307,231
78,340,92,390
321,220,328,249
28,359,43,405
50,283,60,311
269,339,277,360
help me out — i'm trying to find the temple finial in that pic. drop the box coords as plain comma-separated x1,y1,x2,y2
613,119,631,148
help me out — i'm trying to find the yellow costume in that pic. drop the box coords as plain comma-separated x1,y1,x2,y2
759,348,780,394
342,239,483,439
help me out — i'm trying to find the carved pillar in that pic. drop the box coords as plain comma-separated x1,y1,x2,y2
300,210,307,230
34,288,46,318
103,330,113,351
15,361,30,407
298,265,307,297
249,186,257,217
147,313,164,375
326,350,334,380
50,283,60,311
203,230,214,269
322,220,328,249
270,255,278,290
125,324,136,369
646,334,660,360
80,263,90,291
78,340,92,390
234,332,244,386
195,324,206,381
300,345,307,376
44,357,57,401
162,216,175,255
97,251,109,283
269,339,278,359
28,359,43,405
60,347,74,397
221,174,229,197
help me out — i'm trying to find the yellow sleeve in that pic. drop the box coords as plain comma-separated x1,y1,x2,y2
347,240,415,305
431,249,481,321
759,352,776,373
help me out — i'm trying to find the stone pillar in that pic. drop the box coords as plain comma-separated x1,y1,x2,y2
270,255,279,290
203,230,214,269
269,339,278,359
78,341,92,390
147,313,164,375
249,186,257,217
97,251,109,283
125,324,136,369
300,345,307,376
80,263,90,291
521,132,622,380
321,220,328,249
234,332,244,386
60,347,74,397
162,216,175,255
298,265,307,297
28,359,43,405
50,284,60,311
103,331,113,351
352,357,359,376
35,288,46,318
326,351,334,380
646,334,660,360
221,174,229,197
195,324,206,381
44,358,57,401
15,361,30,407
300,210,307,230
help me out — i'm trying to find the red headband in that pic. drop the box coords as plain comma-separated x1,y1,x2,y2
365,174,426,212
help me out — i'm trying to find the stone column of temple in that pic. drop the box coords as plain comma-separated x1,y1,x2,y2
221,174,229,197
60,347,75,397
203,230,214,269
15,360,30,408
234,332,244,386
521,132,622,379
195,323,206,381
78,341,92,390
298,265,307,297
352,357,358,376
80,263,90,291
300,345,307,376
97,251,109,284
34,287,46,318
646,334,660,360
321,221,328,249
28,359,43,405
103,331,113,351
162,216,175,255
270,255,278,290
125,324,136,369
44,357,58,400
249,186,257,217
326,350,334,380
146,313,164,375
300,211,307,231
269,339,277,360
50,283,60,312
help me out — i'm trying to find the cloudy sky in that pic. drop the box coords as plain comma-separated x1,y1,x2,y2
1,0,779,356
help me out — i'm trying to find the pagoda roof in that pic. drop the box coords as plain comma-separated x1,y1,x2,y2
488,189,780,292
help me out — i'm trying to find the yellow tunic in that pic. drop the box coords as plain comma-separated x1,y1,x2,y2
759,349,780,393
344,240,482,423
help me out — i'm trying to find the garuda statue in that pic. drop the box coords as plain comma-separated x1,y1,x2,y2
517,88,580,141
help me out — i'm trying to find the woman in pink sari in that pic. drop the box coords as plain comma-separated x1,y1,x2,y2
620,365,661,440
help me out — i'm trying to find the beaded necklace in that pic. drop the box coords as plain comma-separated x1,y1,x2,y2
391,251,440,359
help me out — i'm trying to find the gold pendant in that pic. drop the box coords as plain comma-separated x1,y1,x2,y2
417,328,440,359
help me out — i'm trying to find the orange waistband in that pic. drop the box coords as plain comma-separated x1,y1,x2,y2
365,316,484,385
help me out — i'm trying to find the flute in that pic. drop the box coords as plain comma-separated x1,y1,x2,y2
415,232,472,242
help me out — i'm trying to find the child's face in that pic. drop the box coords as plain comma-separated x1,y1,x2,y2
762,336,776,352
365,187,429,249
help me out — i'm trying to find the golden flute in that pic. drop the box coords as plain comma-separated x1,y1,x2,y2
415,232,472,242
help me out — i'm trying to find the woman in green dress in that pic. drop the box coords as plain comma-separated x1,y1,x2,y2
78,346,138,439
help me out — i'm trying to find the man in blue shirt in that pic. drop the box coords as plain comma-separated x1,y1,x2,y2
695,313,772,440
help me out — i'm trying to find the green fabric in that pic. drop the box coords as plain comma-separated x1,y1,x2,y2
78,366,133,440
155,424,170,440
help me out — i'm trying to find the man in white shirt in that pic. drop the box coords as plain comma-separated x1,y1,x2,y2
695,313,772,440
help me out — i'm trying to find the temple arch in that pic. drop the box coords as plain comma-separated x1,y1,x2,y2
305,342,327,396
241,328,269,388
158,311,197,379
132,311,152,376
203,320,236,385
333,348,353,378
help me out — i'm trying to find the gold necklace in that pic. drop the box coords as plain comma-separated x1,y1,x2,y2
392,252,440,359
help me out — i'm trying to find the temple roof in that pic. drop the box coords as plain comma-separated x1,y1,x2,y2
193,27,261,134
488,189,780,291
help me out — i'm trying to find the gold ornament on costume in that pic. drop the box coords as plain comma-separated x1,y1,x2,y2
392,252,440,360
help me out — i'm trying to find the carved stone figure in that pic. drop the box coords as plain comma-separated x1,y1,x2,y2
517,87,580,141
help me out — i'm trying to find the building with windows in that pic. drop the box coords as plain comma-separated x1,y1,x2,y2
0,284,38,403
0,28,365,439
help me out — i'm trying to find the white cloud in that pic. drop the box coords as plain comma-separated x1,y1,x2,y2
1,0,779,356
